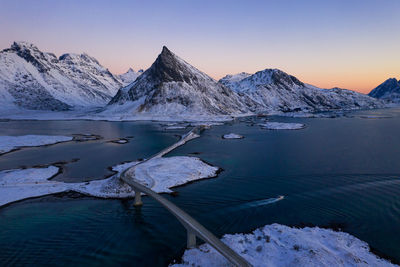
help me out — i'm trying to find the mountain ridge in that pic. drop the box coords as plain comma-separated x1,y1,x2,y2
0,41,137,111
117,68,143,86
369,78,400,102
0,41,386,117
108,46,255,116
219,69,382,113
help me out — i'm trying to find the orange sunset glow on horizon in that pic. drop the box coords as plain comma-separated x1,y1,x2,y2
1,0,399,94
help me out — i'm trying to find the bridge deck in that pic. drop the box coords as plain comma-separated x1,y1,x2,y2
120,126,252,266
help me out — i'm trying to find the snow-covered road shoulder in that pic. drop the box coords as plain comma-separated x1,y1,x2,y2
0,135,73,154
172,223,397,267
259,122,305,130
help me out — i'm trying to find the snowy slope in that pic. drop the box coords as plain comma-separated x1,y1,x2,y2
0,135,73,154
117,68,143,85
0,41,123,111
219,72,251,90
107,46,256,117
369,78,400,103
220,69,383,113
173,223,397,267
0,156,219,207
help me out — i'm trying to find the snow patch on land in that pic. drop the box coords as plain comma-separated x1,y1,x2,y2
110,138,129,144
165,126,187,130
0,135,73,154
172,223,397,267
190,122,225,127
132,156,219,193
0,166,62,206
259,122,305,130
222,133,244,139
0,156,219,207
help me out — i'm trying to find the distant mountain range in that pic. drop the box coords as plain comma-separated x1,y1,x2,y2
0,42,139,111
369,78,400,102
0,41,386,117
117,68,143,86
108,47,382,116
219,69,381,113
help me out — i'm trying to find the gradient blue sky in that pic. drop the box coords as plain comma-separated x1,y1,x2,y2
1,0,399,93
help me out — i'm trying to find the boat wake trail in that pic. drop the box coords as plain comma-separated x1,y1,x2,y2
219,195,285,215
244,195,284,208
237,195,285,210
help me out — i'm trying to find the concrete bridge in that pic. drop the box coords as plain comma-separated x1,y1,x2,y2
120,126,252,267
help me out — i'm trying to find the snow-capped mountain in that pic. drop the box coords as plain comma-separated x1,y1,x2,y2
117,68,143,86
219,72,251,89
0,41,385,118
220,69,382,112
369,78,400,102
108,46,254,116
0,42,123,110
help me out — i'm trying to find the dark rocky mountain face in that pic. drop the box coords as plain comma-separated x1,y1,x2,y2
369,78,400,101
109,46,253,115
150,46,194,83
5,42,52,73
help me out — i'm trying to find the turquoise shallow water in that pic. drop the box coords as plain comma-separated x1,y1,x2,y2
1,108,400,266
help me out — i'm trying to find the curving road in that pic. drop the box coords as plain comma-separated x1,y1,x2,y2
120,126,252,267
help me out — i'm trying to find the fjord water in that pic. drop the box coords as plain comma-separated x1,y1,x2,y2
1,109,400,266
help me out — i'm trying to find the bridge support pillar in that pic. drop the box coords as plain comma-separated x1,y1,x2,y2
187,230,196,248
133,190,143,206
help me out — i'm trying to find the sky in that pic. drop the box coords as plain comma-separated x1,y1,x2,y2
0,0,399,93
